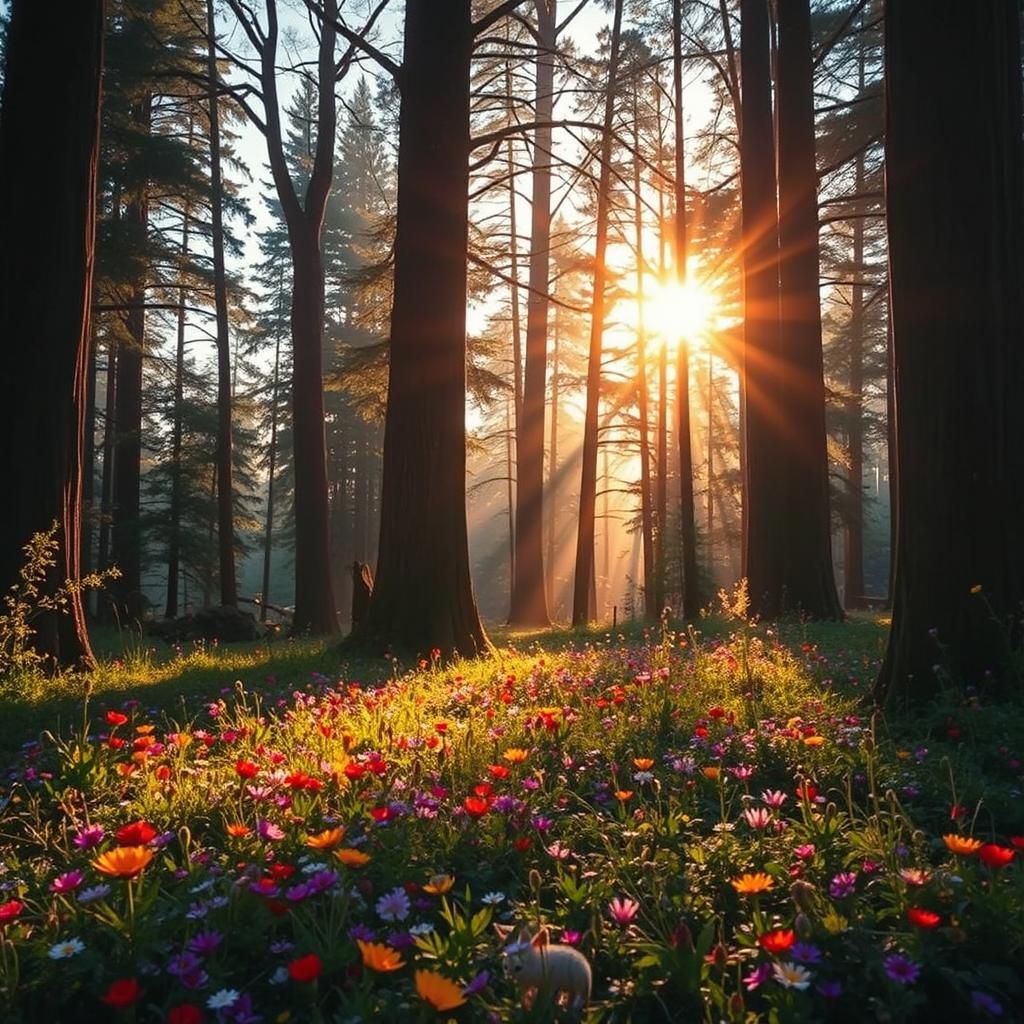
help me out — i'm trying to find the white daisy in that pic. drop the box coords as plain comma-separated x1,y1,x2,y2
207,989,240,1010
773,961,812,990
409,922,434,936
48,937,85,960
481,892,506,905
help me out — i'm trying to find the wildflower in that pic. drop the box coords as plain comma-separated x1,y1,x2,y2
791,942,822,964
72,825,105,850
167,1005,203,1024
817,979,842,998
101,979,143,1008
423,874,454,895
761,790,787,808
883,953,920,985
335,848,371,868
757,929,795,954
226,824,251,838
188,931,224,956
731,872,774,894
829,872,857,898
613,790,633,802
0,900,23,924
116,820,157,846
633,771,655,784
257,820,285,841
743,963,772,991
106,711,129,726
305,827,345,850
702,767,720,781
463,797,490,817
633,758,655,770
503,748,528,764
93,846,154,878
971,991,1004,1016
77,884,111,903
743,807,772,830
481,891,505,905
288,953,322,983
415,969,466,1011
375,886,411,922
943,834,983,856
608,896,639,926
464,970,490,995
48,938,85,959
899,868,930,886
803,735,825,747
546,842,571,860
794,844,816,860
207,990,240,1010
907,907,940,929
358,940,405,972
773,961,812,990
978,844,1015,868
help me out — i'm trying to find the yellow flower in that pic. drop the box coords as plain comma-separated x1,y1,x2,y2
702,766,720,781
335,847,371,867
943,834,983,856
633,757,655,770
803,735,825,747
969,584,983,594
614,790,634,802
415,969,466,1011
896,750,911,761
306,826,345,850
731,872,774,894
93,846,154,878
135,724,156,735
423,873,455,895
502,748,529,764
357,940,405,972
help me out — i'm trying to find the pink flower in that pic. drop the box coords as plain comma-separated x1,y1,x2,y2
760,790,787,809
72,825,104,849
794,844,816,860
50,870,84,894
257,819,285,841
743,807,772,829
608,896,639,927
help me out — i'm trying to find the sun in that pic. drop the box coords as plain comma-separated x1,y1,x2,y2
646,278,719,343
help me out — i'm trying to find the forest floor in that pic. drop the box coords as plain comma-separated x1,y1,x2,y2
2,614,1023,1022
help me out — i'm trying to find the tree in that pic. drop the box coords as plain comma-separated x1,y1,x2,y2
351,0,488,656
875,2,1024,703
0,0,105,665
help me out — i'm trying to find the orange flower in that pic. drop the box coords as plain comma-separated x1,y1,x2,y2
731,872,774,894
226,824,251,838
803,735,826,747
943,834,983,856
135,724,156,736
503,748,528,764
702,767,720,781
334,848,371,867
93,846,154,878
978,844,1015,868
423,873,455,895
305,827,345,850
633,757,655,770
357,940,405,972
415,969,466,1011
613,790,634,802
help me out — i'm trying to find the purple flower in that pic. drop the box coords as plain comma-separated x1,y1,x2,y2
464,970,490,995
348,923,375,942
188,931,224,956
387,930,415,949
167,952,203,978
608,896,639,926
883,954,920,985
285,882,312,902
269,939,295,955
816,979,842,998
50,870,84,894
743,963,773,991
829,871,857,898
971,991,1003,1016
791,942,821,964
532,815,554,832
72,825,104,850
256,819,285,841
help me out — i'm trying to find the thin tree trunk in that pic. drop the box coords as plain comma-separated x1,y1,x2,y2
572,0,625,628
352,0,487,656
773,0,842,618
546,301,560,613
82,328,98,597
0,0,104,667
261,323,282,623
707,350,714,576
876,2,1024,703
207,0,237,608
654,69,668,618
509,0,557,627
673,0,699,618
97,342,117,582
506,396,516,601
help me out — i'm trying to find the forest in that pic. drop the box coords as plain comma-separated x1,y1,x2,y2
0,0,1022,1021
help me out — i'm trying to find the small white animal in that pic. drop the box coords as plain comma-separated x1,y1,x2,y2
496,924,592,1010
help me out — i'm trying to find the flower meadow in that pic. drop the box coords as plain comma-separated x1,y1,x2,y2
1,627,1023,1022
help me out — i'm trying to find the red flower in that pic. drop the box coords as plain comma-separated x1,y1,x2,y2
978,844,1015,868
473,782,493,799
795,784,818,802
907,907,941,929
757,929,795,954
463,796,490,817
694,725,709,739
370,806,393,823
0,900,23,924
488,765,510,780
155,765,172,781
344,763,366,781
101,978,142,1008
235,760,259,779
167,1005,203,1024
1009,836,1024,850
269,863,296,880
116,820,156,846
514,836,531,851
708,706,725,720
288,953,322,983
106,711,128,726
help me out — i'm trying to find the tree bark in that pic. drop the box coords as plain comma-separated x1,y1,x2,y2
207,0,237,608
97,342,117,585
261,321,282,623
509,0,557,627
773,0,842,619
875,1,1024,703
673,0,700,618
350,0,487,657
0,0,104,667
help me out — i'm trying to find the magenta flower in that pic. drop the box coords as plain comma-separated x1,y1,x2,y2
883,953,920,985
743,807,772,829
760,789,787,808
794,843,816,860
72,825,104,850
829,871,857,898
608,896,639,927
743,963,773,991
256,819,285,841
50,870,84,894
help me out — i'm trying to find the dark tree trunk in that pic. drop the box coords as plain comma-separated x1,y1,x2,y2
546,304,560,614
508,0,556,627
739,0,783,615
0,0,104,667
351,0,487,657
572,0,625,628
97,341,117,583
773,0,842,619
261,325,282,622
207,0,237,608
672,0,700,618
875,2,1024,703
82,329,98,592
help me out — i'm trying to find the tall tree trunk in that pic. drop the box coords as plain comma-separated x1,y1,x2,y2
97,342,117,584
261,325,282,623
506,395,516,601
706,350,714,575
207,0,237,608
572,0,625,628
509,0,557,626
352,0,487,657
740,0,784,615
772,0,842,618
654,71,668,618
82,329,98,600
875,2,1024,703
632,89,655,620
672,0,700,618
165,207,189,619
546,302,560,613
0,0,104,667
